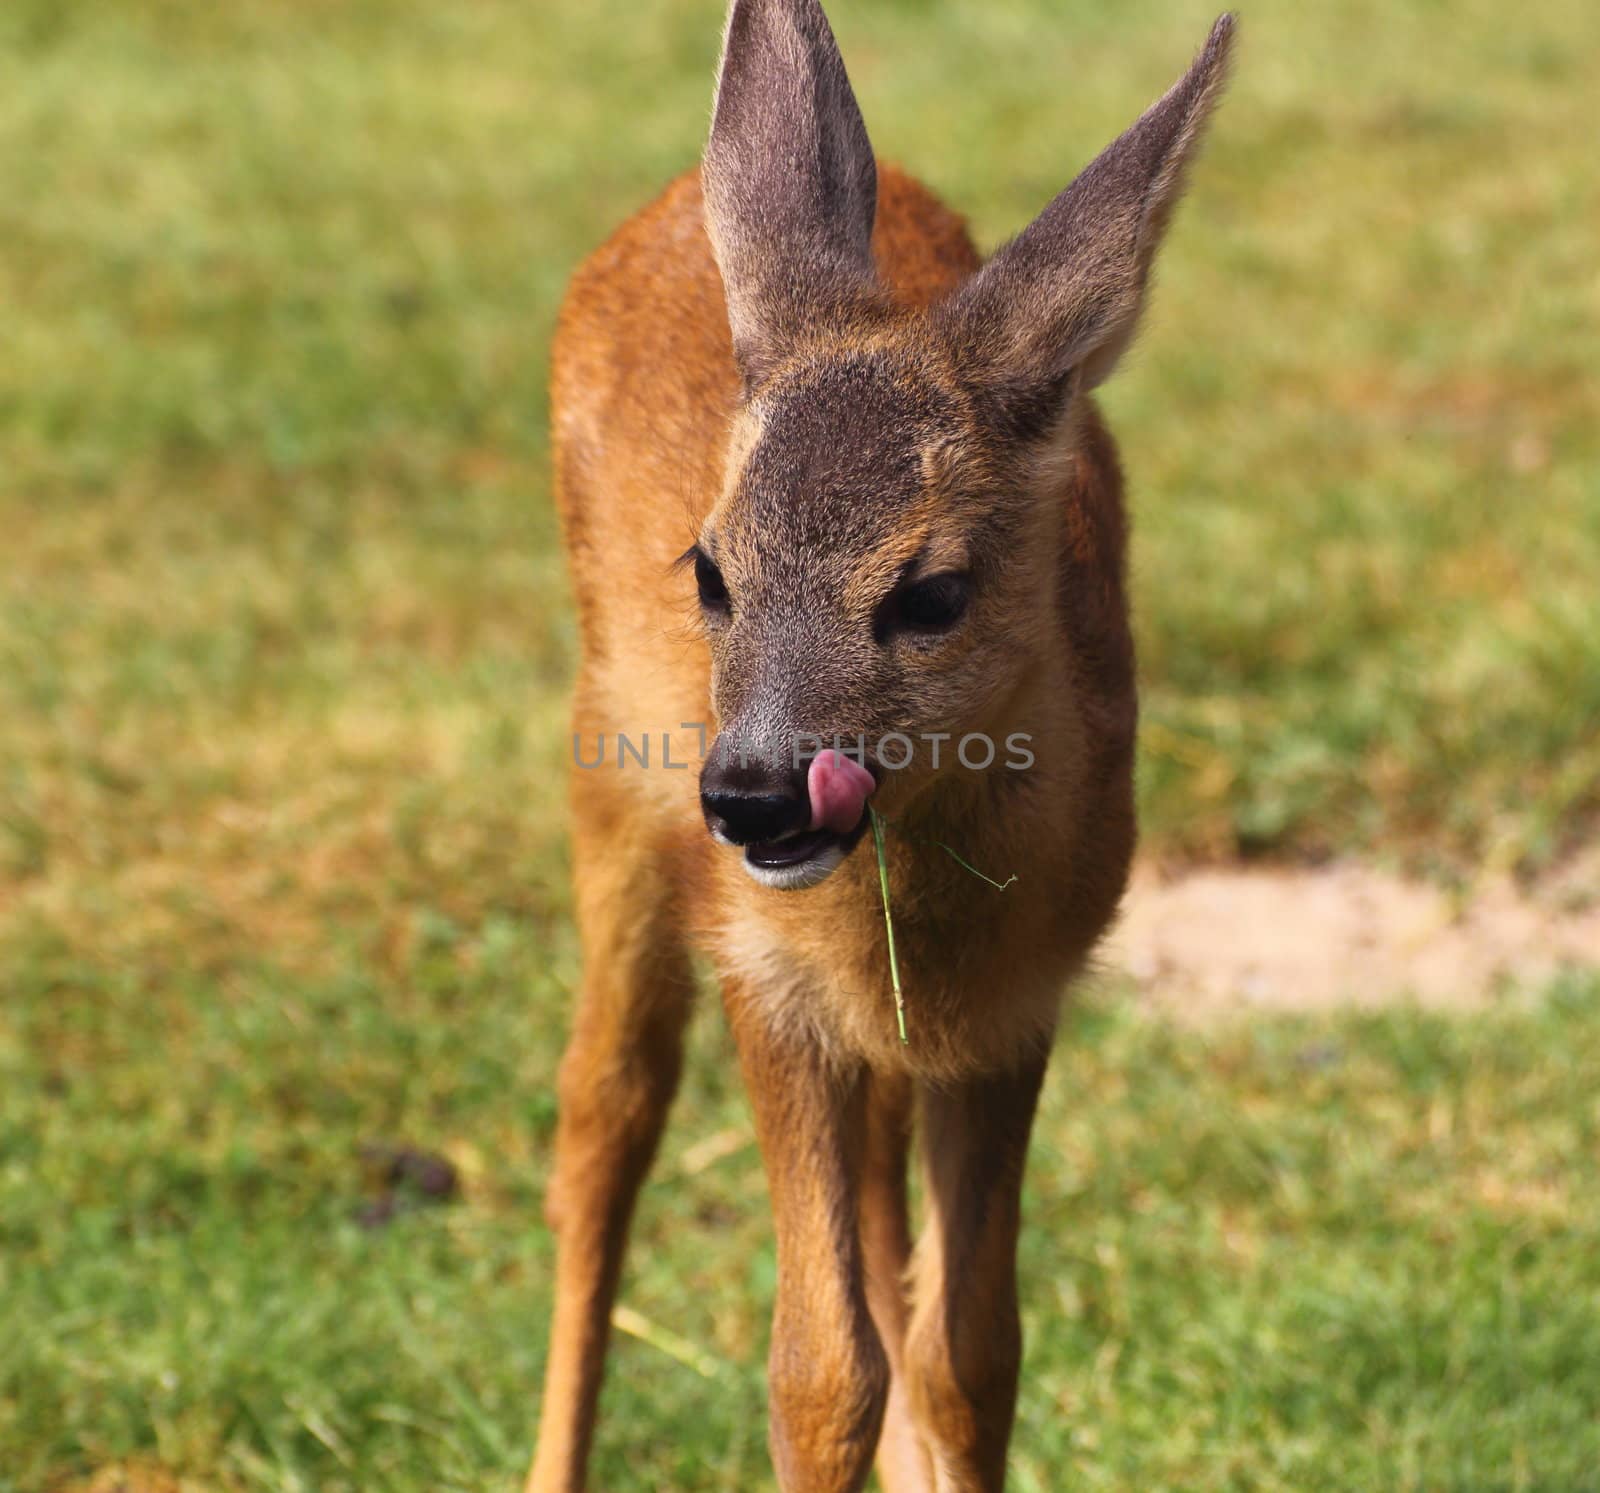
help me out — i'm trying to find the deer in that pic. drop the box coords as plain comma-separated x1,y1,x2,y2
528,2,1235,1488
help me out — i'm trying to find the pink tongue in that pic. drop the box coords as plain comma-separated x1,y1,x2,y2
807,750,876,835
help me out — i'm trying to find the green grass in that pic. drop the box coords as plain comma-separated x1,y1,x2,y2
7,939,1600,1491
2,0,1598,1488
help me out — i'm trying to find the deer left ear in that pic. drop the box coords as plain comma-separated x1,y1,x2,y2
702,0,883,391
940,14,1236,425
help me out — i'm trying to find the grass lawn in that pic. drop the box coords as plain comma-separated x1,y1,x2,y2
8,943,1600,1493
2,0,1598,1488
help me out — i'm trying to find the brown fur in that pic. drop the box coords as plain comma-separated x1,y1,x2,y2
529,5,1234,1489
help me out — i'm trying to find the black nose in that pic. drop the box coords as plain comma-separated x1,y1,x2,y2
700,744,809,845
701,788,809,844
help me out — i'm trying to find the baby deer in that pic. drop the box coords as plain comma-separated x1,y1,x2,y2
529,2,1234,1488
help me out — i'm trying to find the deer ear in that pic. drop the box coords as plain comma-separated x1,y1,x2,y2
702,0,881,389
940,14,1236,427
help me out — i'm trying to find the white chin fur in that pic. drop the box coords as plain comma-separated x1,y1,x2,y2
740,843,845,891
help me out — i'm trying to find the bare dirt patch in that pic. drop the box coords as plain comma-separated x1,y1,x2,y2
1105,846,1600,1016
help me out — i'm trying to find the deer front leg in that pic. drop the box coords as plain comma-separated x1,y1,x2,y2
726,986,890,1493
526,783,695,1493
905,1054,1048,1492
861,1071,934,1493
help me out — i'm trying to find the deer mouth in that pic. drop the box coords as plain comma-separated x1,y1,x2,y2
714,749,876,891
740,749,878,889
741,817,870,891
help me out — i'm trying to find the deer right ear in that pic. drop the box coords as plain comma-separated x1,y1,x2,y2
939,14,1236,432
702,0,882,391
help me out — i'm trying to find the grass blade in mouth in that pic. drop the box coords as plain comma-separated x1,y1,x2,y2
870,808,908,1045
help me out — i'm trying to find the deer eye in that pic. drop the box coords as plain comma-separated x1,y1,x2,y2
879,572,971,638
693,547,730,613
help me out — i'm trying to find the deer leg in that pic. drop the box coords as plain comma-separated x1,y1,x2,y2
526,788,694,1493
904,1054,1048,1493
861,1071,935,1493
726,986,890,1493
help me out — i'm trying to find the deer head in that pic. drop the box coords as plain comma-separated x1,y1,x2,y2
694,0,1234,889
